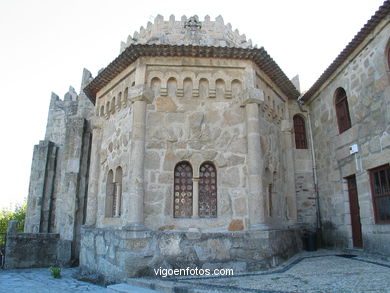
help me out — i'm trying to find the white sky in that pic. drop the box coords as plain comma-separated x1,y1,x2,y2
0,0,385,209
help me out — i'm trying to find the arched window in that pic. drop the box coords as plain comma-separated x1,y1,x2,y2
268,183,273,217
105,170,114,217
293,115,308,149
199,162,217,218
335,88,351,133
174,161,193,218
113,167,123,217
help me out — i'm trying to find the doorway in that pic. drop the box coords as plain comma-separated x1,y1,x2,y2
346,175,363,248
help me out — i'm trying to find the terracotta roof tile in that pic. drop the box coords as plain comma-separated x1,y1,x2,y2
83,45,300,104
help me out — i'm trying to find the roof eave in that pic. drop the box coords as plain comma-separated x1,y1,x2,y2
83,44,300,104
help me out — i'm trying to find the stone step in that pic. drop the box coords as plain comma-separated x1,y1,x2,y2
107,283,163,293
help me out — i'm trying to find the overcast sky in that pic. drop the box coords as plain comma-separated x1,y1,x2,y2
0,0,385,209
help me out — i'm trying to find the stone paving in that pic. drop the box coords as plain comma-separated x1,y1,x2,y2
129,249,390,292
0,267,110,293
1,250,390,292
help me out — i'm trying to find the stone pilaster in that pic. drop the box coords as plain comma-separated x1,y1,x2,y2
85,117,103,226
241,88,267,230
56,117,86,247
281,119,297,223
24,140,57,233
123,85,154,231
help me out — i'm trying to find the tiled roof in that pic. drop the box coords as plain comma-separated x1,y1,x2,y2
83,44,300,104
301,0,390,101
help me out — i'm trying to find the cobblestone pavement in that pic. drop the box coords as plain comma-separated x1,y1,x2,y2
1,250,390,293
157,249,390,292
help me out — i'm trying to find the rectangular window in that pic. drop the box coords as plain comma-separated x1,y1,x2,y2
369,164,390,224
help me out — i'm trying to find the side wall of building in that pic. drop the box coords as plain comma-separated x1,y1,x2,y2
308,19,390,254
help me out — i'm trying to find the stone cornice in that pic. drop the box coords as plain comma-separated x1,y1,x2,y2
83,44,300,104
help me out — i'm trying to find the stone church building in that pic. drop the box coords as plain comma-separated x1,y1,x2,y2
5,1,389,279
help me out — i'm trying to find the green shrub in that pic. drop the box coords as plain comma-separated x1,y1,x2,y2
49,266,61,278
0,201,26,245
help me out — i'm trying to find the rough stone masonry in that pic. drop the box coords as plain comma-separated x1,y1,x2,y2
11,4,390,279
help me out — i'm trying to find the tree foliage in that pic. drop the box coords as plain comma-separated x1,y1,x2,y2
0,201,26,245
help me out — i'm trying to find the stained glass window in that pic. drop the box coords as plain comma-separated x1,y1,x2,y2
174,161,193,218
199,162,217,218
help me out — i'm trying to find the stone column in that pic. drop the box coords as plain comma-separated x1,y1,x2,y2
123,85,154,231
85,117,103,227
192,178,200,218
242,88,268,230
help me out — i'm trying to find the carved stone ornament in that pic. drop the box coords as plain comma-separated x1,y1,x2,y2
184,16,202,31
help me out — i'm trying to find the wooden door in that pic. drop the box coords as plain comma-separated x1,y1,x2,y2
347,175,363,248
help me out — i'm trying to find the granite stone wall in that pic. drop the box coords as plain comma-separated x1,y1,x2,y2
307,19,390,255
79,227,301,279
90,57,296,232
4,221,71,269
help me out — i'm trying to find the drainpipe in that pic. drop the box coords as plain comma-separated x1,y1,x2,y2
297,98,322,231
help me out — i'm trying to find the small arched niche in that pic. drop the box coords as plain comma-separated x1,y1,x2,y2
151,77,161,98
111,97,116,114
117,92,122,111
106,101,111,115
231,79,242,99
216,79,225,99
123,87,128,107
167,77,177,97
199,78,209,98
183,78,193,98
